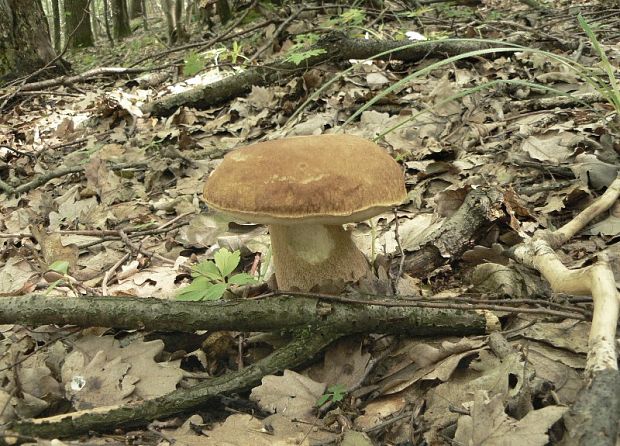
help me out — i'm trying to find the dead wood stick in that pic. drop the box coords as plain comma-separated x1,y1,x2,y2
399,187,504,277
247,7,303,62
7,326,344,440
144,33,514,117
0,166,84,196
2,67,151,94
511,175,620,446
0,294,490,336
0,162,147,197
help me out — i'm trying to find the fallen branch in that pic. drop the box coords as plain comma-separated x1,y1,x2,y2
510,175,620,445
1,67,152,96
0,165,83,196
400,187,504,277
2,294,492,439
0,162,147,197
144,33,514,116
7,326,343,440
0,294,489,336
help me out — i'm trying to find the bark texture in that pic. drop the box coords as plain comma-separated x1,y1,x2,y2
0,0,62,80
111,0,131,39
64,0,94,47
144,32,516,116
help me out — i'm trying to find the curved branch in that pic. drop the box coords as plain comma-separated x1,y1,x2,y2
8,326,343,439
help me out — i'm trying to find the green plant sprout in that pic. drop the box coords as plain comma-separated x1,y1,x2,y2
176,248,256,301
285,33,326,65
45,260,71,295
317,384,347,406
227,41,244,64
183,51,206,76
285,49,327,66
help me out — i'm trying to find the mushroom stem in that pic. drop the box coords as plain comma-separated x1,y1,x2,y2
268,224,371,293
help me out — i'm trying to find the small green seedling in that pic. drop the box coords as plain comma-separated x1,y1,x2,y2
285,48,327,65
285,33,326,65
176,248,256,301
45,260,71,295
183,51,206,76
227,41,244,64
317,384,347,406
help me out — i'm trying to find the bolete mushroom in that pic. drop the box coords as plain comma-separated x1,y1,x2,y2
203,134,406,292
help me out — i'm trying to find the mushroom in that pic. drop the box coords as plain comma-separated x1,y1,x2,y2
203,134,406,293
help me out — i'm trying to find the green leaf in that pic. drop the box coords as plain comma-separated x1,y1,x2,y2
328,384,347,402
203,282,228,300
183,51,206,77
192,260,222,281
214,248,240,277
317,384,347,406
49,260,70,275
176,276,211,301
286,49,326,65
316,393,331,406
227,273,256,285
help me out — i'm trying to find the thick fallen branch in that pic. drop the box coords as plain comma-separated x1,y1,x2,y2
2,294,491,439
399,187,504,277
144,33,514,117
0,294,489,336
7,326,343,440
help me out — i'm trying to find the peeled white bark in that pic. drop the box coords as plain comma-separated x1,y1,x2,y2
512,175,620,375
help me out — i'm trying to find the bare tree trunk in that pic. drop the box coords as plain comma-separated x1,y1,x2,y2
64,0,95,47
0,0,67,81
129,0,142,18
90,0,100,38
216,0,230,24
51,0,61,51
162,0,186,44
141,0,148,30
111,0,131,38
102,0,115,45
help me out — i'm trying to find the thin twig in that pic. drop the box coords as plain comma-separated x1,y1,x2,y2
248,7,303,62
102,253,130,295
392,208,406,291
259,291,587,320
119,230,176,265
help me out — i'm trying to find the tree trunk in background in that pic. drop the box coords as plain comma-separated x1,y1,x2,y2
129,0,142,18
0,0,67,81
141,0,148,30
51,0,61,51
102,0,115,45
90,0,100,38
111,0,131,39
64,0,94,47
216,0,231,25
162,0,187,44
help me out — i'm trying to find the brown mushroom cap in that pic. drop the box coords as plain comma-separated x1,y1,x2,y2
203,134,406,225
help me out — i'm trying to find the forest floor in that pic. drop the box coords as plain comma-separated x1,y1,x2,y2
0,0,619,444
